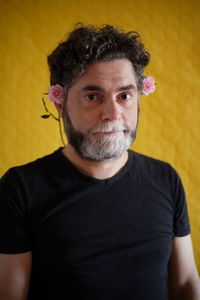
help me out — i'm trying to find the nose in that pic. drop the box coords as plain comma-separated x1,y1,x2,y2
100,99,122,121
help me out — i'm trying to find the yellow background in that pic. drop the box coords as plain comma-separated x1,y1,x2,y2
0,0,200,272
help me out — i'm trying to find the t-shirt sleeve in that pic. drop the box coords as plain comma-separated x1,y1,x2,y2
0,168,32,253
170,166,190,237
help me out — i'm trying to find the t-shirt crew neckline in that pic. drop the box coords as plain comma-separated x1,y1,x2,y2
55,147,134,185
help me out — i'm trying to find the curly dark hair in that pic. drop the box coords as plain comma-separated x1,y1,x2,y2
47,23,150,93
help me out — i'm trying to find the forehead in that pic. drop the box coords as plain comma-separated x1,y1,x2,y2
71,59,137,91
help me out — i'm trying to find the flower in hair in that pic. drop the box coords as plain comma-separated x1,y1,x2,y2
142,76,156,95
48,84,64,104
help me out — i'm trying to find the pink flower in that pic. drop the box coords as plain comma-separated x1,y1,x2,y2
142,76,156,95
48,84,64,104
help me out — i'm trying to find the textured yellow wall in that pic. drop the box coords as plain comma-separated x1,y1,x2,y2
0,0,200,272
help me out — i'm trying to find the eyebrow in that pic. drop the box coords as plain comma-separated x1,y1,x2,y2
80,85,104,92
118,84,136,92
79,84,136,93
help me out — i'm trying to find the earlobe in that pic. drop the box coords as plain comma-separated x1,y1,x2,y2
54,103,63,117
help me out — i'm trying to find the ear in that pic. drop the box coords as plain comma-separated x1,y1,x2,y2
54,103,63,117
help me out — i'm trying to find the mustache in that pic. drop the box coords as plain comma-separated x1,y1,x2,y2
90,122,131,133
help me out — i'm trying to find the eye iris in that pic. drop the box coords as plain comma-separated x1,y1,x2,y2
88,94,95,100
121,94,128,100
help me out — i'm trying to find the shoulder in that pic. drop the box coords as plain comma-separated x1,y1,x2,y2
1,148,62,180
130,150,176,176
0,148,64,198
0,148,64,215
129,150,183,193
129,151,190,231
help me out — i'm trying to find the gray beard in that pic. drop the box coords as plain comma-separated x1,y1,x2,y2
62,112,138,162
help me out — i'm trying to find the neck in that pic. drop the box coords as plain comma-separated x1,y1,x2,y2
62,145,129,179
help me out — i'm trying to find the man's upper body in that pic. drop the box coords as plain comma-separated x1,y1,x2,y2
0,146,199,300
0,24,199,300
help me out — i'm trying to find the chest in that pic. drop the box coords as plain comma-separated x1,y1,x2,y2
29,178,174,278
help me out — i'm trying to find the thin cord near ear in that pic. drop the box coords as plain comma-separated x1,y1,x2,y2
41,97,66,146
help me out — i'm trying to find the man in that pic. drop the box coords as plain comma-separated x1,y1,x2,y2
0,24,199,300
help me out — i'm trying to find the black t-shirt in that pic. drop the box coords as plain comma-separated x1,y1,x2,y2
0,149,190,300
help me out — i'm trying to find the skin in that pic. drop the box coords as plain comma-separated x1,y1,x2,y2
0,59,199,300
168,235,200,300
0,252,32,300
57,59,139,179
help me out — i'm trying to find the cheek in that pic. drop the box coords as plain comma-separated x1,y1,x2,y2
67,109,95,133
66,98,97,131
125,106,138,127
66,102,82,127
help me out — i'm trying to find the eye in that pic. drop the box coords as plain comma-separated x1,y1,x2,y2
85,94,97,101
118,93,131,101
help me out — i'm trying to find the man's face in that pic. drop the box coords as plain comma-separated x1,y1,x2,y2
62,58,139,161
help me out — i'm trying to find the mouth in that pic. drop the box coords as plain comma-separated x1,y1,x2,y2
94,131,123,135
